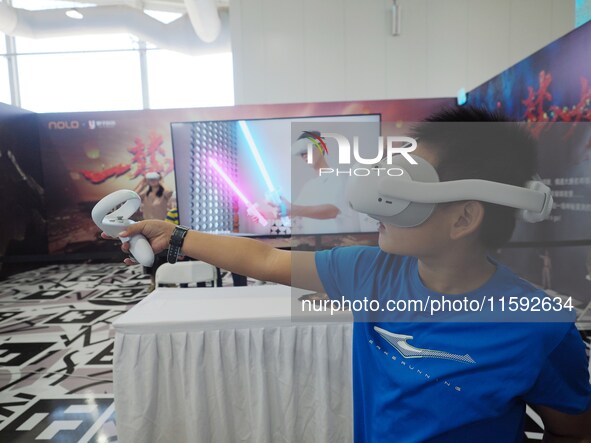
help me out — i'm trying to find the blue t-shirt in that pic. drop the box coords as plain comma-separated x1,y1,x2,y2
315,246,591,443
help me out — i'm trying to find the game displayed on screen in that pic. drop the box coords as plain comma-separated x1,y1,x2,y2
171,114,381,236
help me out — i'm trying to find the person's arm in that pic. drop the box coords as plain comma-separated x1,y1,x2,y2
533,404,591,442
133,178,147,194
290,203,340,219
269,196,340,220
523,324,591,443
109,219,326,292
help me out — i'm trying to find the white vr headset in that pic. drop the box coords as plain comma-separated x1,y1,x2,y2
346,154,553,227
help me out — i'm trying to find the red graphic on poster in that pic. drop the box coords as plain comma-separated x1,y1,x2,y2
128,132,174,179
523,71,553,125
79,132,174,184
79,163,131,184
548,77,591,125
523,70,591,137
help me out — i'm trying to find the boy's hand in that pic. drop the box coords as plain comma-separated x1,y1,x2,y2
101,220,175,265
268,196,292,217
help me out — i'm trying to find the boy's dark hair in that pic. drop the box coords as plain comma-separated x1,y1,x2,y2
412,106,538,249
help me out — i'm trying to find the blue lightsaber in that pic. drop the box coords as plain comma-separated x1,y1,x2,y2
238,120,289,223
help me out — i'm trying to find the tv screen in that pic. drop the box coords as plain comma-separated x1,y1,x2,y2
171,114,381,236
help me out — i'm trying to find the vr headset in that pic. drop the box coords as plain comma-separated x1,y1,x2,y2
346,154,553,227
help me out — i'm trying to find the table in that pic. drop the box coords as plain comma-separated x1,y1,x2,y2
113,285,353,443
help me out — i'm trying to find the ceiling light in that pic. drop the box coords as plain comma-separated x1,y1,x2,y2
65,8,84,20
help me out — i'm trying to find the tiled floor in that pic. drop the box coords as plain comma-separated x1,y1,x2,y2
0,263,149,443
0,263,589,442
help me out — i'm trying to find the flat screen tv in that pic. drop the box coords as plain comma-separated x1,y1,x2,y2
171,114,381,237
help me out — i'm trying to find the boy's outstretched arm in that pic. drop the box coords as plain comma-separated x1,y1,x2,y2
110,220,326,293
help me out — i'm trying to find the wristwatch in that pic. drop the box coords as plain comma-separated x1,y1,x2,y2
167,225,189,264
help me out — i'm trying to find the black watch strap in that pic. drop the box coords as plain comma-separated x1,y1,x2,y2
167,225,189,264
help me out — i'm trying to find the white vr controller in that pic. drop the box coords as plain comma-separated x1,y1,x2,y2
92,190,155,267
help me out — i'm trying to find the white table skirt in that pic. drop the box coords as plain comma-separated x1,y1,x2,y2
113,286,353,443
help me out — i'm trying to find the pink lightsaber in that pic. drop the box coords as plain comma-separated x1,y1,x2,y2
208,158,268,227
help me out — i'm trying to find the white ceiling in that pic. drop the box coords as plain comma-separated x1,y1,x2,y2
19,0,229,14
1,0,231,54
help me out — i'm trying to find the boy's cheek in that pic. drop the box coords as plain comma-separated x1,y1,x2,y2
378,227,440,256
378,231,406,254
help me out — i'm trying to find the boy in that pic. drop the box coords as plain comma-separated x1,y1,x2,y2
111,107,591,442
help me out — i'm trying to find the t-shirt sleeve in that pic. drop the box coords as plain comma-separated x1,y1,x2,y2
314,246,382,302
523,324,591,414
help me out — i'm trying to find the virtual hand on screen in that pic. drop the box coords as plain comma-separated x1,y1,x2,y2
268,196,292,217
101,220,175,265
247,206,278,223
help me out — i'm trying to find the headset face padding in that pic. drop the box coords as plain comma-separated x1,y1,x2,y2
347,154,440,227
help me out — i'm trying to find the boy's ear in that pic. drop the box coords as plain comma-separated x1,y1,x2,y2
449,201,485,241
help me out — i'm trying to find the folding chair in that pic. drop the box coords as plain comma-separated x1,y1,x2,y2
155,261,218,287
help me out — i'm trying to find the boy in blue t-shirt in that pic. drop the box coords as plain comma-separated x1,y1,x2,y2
114,107,591,442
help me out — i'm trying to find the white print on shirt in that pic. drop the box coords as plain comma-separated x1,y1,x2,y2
370,326,472,393
374,326,475,364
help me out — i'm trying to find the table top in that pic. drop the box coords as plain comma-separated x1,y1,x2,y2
113,284,352,334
